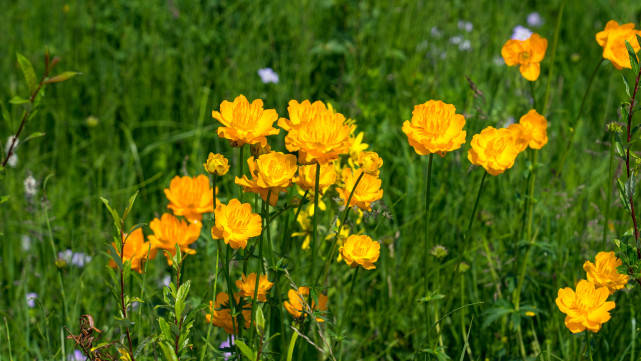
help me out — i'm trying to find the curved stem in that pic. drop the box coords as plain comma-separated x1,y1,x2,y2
625,63,641,256
423,154,434,336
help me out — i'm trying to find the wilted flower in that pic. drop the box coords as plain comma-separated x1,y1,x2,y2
556,279,615,333
211,199,262,250
235,151,298,205
357,151,383,175
583,251,629,294
212,95,279,147
468,126,522,176
204,153,230,176
402,100,466,156
109,228,156,273
148,213,202,265
511,25,533,41
236,273,274,301
596,20,641,70
257,68,279,84
206,292,251,334
339,234,380,270
24,175,37,197
26,292,38,308
518,109,548,149
527,12,543,27
283,287,328,322
337,168,383,211
164,174,214,223
501,33,547,81
293,162,337,193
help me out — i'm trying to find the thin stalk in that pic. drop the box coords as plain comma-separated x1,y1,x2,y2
311,162,321,277
603,130,615,245
465,171,488,237
338,267,359,361
174,261,183,358
249,191,270,342
238,146,245,200
201,175,219,361
118,228,136,361
529,81,537,111
423,153,434,338
542,2,564,115
624,63,641,256
219,239,240,338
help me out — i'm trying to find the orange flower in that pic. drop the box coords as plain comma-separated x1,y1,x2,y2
278,100,352,164
596,20,641,70
206,292,251,334
211,199,262,250
339,235,380,270
501,33,548,81
556,280,615,333
357,151,383,175
235,273,274,302
337,168,383,211
148,213,202,265
212,95,279,147
293,162,337,193
164,174,214,223
402,100,466,156
467,126,522,176
283,286,328,322
507,123,529,153
109,228,156,273
518,109,548,149
583,251,629,294
235,151,298,206
203,153,230,176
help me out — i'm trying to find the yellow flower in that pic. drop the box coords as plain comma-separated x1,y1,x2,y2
148,213,202,265
506,123,529,152
501,33,548,81
235,151,298,205
206,292,251,334
596,20,641,70
283,287,328,322
235,273,274,302
337,168,383,211
212,95,279,147
109,228,156,273
203,153,230,176
349,128,369,161
583,251,629,294
293,162,337,193
402,100,466,156
339,234,380,270
467,126,522,176
518,109,548,149
556,280,615,333
357,151,383,175
164,174,214,223
211,199,262,250
278,100,353,164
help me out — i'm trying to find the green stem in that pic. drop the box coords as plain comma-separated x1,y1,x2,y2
529,81,537,111
250,192,270,341
238,145,245,201
465,171,488,237
286,332,298,361
311,162,321,278
338,267,359,361
219,239,240,338
423,153,434,338
542,1,564,115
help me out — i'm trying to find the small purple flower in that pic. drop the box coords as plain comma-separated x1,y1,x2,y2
449,36,463,45
21,235,32,251
26,292,38,308
457,20,473,32
527,12,543,27
161,274,172,287
430,26,441,38
459,40,471,51
257,68,279,84
58,249,92,267
511,25,533,41
68,350,87,361
219,336,235,360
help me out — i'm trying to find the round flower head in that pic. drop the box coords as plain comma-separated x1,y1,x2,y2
148,213,202,265
518,109,548,149
109,228,156,273
212,95,280,147
283,286,328,322
206,292,251,334
339,234,380,270
164,174,214,223
596,20,641,70
211,199,262,250
337,168,383,211
467,126,522,176
293,162,337,193
506,123,530,152
402,100,466,156
235,273,274,302
357,151,383,176
556,280,615,333
204,153,230,176
235,151,298,206
278,100,353,164
583,251,629,294
501,33,548,81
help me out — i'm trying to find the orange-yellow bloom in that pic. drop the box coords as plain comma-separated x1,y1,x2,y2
339,235,380,270
337,168,383,211
206,292,251,334
211,199,262,250
109,228,156,273
212,95,279,147
278,100,352,164
357,151,383,176
501,33,548,81
203,153,230,176
596,20,641,70
148,213,202,265
583,251,629,294
467,126,522,176
518,109,548,149
283,287,328,322
556,280,615,333
235,151,298,205
402,100,466,156
235,273,274,302
293,162,337,193
164,174,214,223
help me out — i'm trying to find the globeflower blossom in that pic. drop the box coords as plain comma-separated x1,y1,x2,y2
235,151,298,205
212,95,279,147
337,168,383,211
583,251,629,294
206,292,251,334
235,273,274,302
518,109,548,149
356,151,383,176
283,287,328,322
109,228,156,273
402,100,466,156
556,279,615,333
211,199,262,250
148,213,202,265
468,126,522,176
293,162,337,193
339,234,380,270
596,20,641,70
164,174,214,223
203,153,230,176
501,33,547,81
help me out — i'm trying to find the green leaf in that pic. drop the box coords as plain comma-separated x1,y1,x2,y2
234,339,256,360
158,341,178,361
16,53,38,93
175,280,191,321
256,305,265,334
100,196,122,232
286,332,298,361
9,96,29,104
44,71,81,84
122,190,139,221
158,317,173,343
23,132,45,143
621,73,631,97
626,40,640,75
108,244,123,270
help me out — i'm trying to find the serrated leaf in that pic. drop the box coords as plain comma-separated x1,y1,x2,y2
9,96,29,104
16,53,38,93
44,71,81,84
175,280,191,321
235,339,256,360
